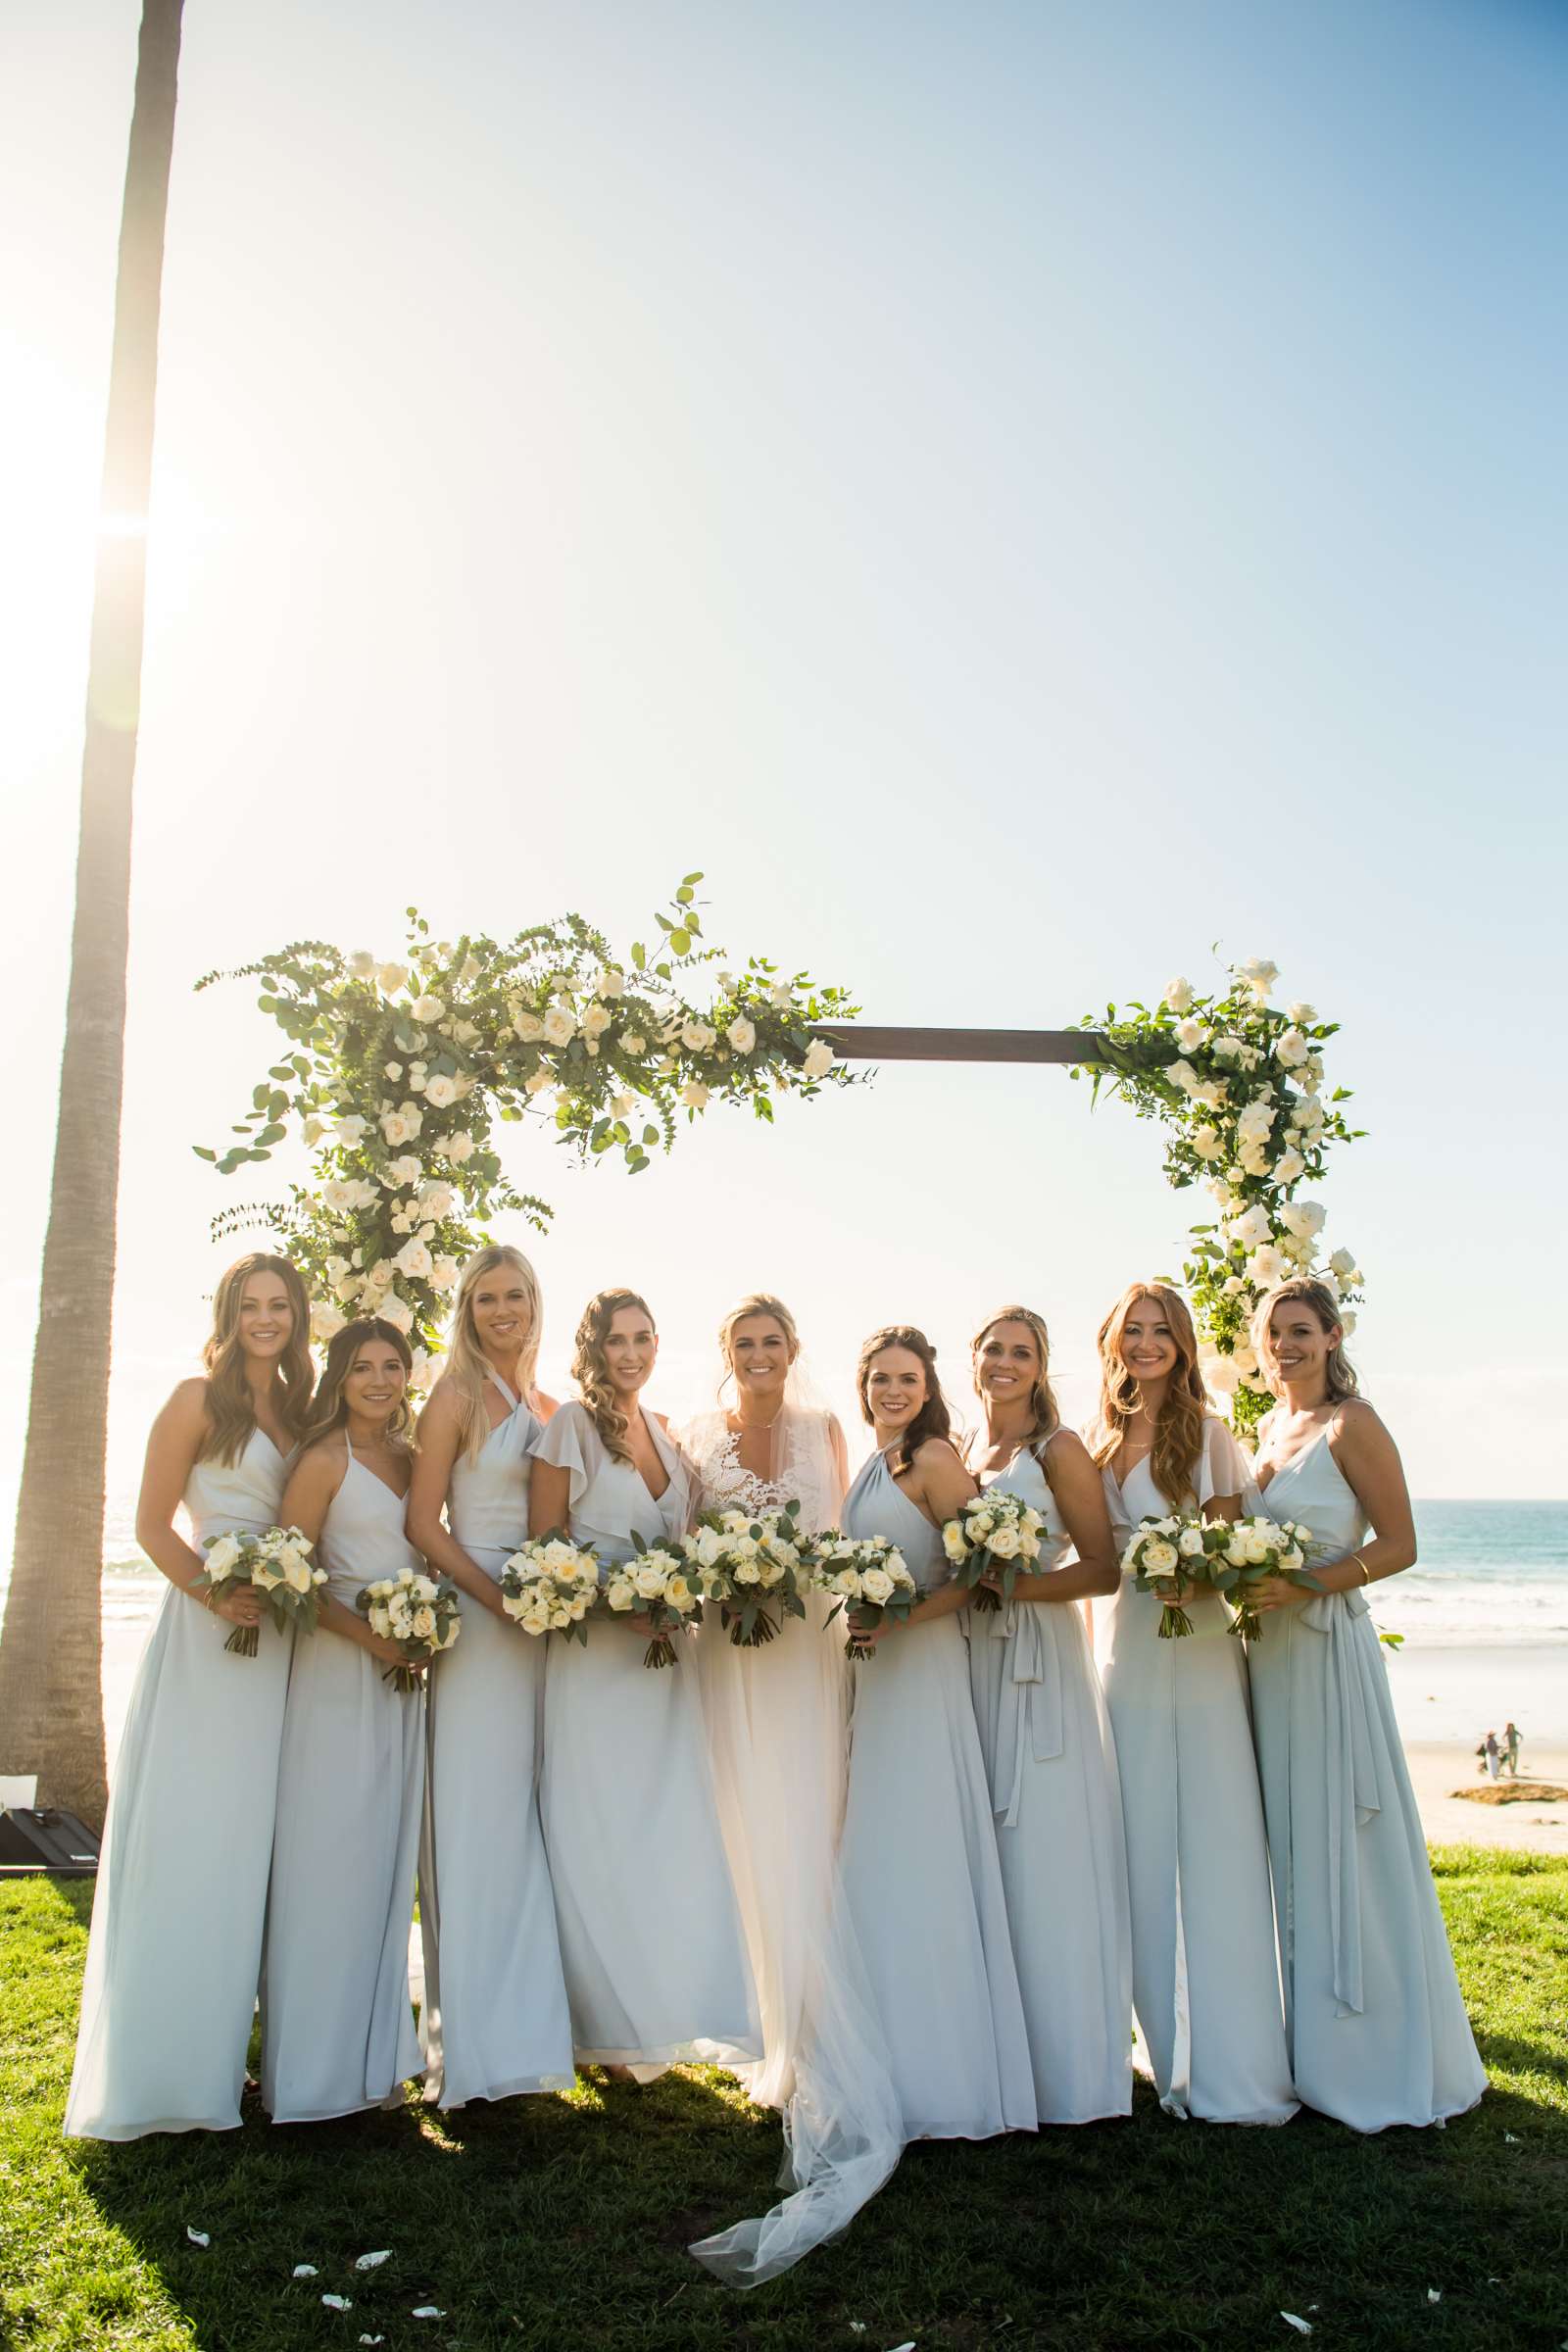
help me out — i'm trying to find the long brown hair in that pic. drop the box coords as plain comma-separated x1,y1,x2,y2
572,1288,655,1463
199,1252,315,1467
443,1245,543,1464
1250,1277,1360,1403
971,1304,1060,1452
297,1318,415,1456
856,1323,956,1479
1090,1282,1208,1509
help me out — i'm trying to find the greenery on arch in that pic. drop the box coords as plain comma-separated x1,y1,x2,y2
1073,954,1365,1435
197,875,858,1367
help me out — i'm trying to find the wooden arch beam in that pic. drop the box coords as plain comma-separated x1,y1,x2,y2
809,1024,1106,1066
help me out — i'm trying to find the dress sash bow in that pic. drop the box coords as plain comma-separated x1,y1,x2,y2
1297,1586,1383,2015
987,1600,1064,1829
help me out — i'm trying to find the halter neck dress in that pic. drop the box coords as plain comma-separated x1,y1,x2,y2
1247,1420,1486,2130
418,1371,573,2106
261,1450,424,2120
529,1400,760,2075
1098,1418,1296,2124
686,1407,850,2111
66,1423,291,2138
835,1449,1034,2138
968,1438,1132,2122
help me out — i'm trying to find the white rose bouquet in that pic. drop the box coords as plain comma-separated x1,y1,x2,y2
1121,1514,1212,1640
192,1525,327,1656
940,1490,1047,1614
602,1534,703,1669
499,1532,602,1647
681,1499,809,1647
356,1563,462,1691
1201,1514,1320,1642
808,1531,918,1662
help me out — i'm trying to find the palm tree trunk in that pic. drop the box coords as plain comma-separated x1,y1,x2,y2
0,0,185,1830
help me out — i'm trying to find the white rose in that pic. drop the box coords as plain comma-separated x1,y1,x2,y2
595,968,625,999
413,1575,438,1602
302,1114,326,1148
333,1114,368,1150
830,1567,863,1599
633,1562,666,1601
1203,1352,1242,1395
411,993,444,1022
513,1007,544,1042
606,1578,635,1613
1165,1059,1199,1095
621,1033,647,1054
1236,1098,1276,1143
322,1178,356,1213
376,961,408,995
1228,1203,1274,1250
311,1301,346,1344
802,1039,835,1080
1237,956,1279,999
987,1524,1021,1559
1232,1342,1259,1376
1271,1147,1305,1185
1275,1026,1309,1070
860,1566,894,1605
1191,1123,1224,1163
1246,1243,1291,1290
524,1067,553,1095
1338,1310,1357,1337
542,1005,576,1048
1163,977,1195,1013
407,1604,434,1642
1178,1526,1205,1557
1288,1002,1316,1024
580,1002,612,1040
285,1555,314,1594
366,1258,397,1290
1212,1033,1246,1062
1279,1199,1326,1240
430,1255,459,1292
942,1521,967,1562
664,1574,697,1613
680,1082,710,1109
204,1535,243,1580
1143,1540,1179,1577
396,1237,433,1281
379,1293,414,1334
725,1016,757,1054
1174,1017,1205,1051
1329,1247,1359,1282
423,1073,459,1108
679,1020,715,1054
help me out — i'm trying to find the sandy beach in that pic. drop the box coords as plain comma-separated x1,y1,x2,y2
92,1616,1568,1855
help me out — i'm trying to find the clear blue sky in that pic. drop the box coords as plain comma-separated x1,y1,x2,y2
2,0,1565,1516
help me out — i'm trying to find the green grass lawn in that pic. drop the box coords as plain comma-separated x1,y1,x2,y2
2,1852,1565,2352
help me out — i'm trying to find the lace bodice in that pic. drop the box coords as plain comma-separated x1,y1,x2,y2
683,1408,845,1537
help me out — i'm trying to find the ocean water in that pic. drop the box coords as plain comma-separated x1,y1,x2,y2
87,1494,1566,1644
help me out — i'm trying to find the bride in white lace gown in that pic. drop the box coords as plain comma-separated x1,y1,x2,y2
682,1293,849,2109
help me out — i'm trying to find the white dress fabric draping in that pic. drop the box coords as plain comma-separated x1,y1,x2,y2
65,1429,291,2139
968,1440,1133,2122
682,1405,850,2108
261,1455,424,2121
835,1450,1034,2140
1246,1427,1486,2131
418,1374,573,2106
529,1402,760,2074
1098,1418,1297,2124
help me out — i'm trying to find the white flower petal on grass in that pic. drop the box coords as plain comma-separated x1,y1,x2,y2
359,2338,386,2346
1427,2290,1442,2304
292,2264,318,2278
355,2251,392,2271
185,2228,211,2248
411,2308,447,2321
1280,2318,1313,2337
321,2294,353,2311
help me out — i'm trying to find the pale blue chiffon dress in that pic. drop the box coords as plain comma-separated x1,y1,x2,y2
1099,1418,1296,2124
1247,1424,1486,2131
968,1438,1133,2122
418,1373,573,2105
529,1401,760,2074
65,1427,290,2138
837,1450,1035,2138
261,1453,424,2121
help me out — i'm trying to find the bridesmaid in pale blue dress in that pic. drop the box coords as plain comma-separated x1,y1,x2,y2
966,1306,1132,2124
1246,1277,1486,2132
407,1246,574,2107
65,1254,315,2139
261,1318,425,2122
529,1289,760,2079
837,1325,1035,2140
1090,1282,1297,2126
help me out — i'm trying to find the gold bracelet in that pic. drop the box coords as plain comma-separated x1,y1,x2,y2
1351,1554,1370,1587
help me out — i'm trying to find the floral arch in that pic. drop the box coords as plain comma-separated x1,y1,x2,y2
201,880,1361,1437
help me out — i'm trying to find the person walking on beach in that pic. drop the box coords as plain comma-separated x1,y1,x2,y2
1504,1722,1522,1777
1483,1731,1501,1782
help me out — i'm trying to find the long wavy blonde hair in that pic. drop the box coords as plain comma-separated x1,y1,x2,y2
297,1317,416,1455
970,1304,1060,1452
1090,1281,1209,1509
572,1288,655,1463
445,1246,543,1464
1250,1277,1360,1402
199,1252,315,1467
